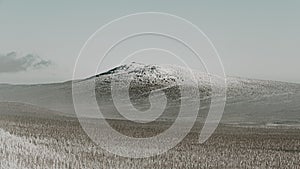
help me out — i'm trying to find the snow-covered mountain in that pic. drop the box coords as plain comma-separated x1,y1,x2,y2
91,62,299,100
91,62,214,100
0,62,300,126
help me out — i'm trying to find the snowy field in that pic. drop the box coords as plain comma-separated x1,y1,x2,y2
0,114,300,169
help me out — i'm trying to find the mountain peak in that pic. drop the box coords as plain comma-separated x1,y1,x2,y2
99,62,159,75
95,63,190,87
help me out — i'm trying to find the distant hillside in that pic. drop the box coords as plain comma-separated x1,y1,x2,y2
0,62,299,126
0,102,66,118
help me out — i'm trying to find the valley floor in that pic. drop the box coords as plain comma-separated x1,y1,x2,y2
0,115,300,169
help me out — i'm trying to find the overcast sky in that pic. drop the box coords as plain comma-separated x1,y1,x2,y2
0,0,299,84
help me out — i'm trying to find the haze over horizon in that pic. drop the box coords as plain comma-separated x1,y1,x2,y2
0,62,299,86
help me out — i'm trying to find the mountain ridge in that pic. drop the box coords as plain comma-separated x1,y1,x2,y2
0,63,299,125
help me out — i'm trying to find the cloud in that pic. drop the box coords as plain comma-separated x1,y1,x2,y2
0,52,52,73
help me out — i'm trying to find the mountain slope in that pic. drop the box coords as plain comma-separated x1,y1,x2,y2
0,62,299,126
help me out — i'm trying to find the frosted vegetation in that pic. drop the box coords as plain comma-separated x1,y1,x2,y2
0,115,299,168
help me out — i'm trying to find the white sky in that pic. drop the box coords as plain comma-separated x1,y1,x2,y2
0,0,299,84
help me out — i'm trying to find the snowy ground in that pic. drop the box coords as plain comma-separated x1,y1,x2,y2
0,114,299,169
